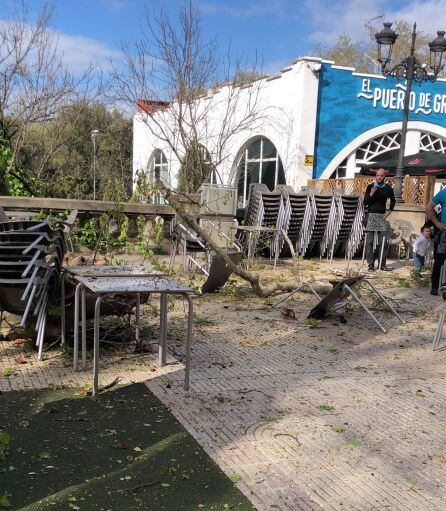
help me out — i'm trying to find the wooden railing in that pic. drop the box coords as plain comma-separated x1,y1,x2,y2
306,176,435,206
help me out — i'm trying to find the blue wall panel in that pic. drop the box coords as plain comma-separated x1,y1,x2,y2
314,63,446,178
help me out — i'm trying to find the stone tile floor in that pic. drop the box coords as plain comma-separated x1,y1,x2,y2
1,259,446,510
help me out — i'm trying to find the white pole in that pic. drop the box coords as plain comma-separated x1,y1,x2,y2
91,129,100,201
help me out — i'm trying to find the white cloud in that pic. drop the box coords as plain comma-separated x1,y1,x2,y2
305,0,386,46
54,31,121,72
390,1,446,36
305,0,446,47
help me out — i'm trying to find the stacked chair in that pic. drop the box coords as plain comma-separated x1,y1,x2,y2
242,186,365,261
328,195,364,261
0,219,69,359
345,198,365,263
295,192,317,257
281,190,308,254
244,184,269,227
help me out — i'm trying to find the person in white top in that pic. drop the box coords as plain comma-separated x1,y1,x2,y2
413,226,433,274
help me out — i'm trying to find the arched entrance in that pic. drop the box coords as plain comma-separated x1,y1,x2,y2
320,122,446,179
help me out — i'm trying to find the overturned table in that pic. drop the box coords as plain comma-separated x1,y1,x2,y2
72,273,194,396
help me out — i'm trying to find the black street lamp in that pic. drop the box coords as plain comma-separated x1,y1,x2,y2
375,22,446,201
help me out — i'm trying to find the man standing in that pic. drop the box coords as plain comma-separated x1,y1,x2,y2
426,191,446,295
363,168,396,271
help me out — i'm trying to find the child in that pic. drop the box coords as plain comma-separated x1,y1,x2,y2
413,226,433,274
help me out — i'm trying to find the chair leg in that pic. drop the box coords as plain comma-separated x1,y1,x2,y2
433,308,446,351
343,284,387,333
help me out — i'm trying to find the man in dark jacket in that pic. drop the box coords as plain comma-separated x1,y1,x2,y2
363,168,396,271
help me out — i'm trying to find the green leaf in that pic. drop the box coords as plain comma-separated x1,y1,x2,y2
38,451,51,459
0,432,10,446
2,368,13,377
228,472,242,482
332,427,345,433
160,483,170,487
0,493,11,509
319,404,334,412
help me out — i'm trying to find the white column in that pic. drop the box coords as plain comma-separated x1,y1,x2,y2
404,130,421,156
346,151,357,178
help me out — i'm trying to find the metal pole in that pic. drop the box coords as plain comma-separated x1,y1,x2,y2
184,293,193,391
343,284,387,333
159,293,168,367
92,135,96,201
394,23,417,202
81,288,87,370
92,295,104,397
91,130,99,201
73,282,82,371
433,308,446,350
135,293,141,345
61,273,66,346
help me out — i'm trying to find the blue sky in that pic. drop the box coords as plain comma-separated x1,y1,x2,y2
15,0,446,75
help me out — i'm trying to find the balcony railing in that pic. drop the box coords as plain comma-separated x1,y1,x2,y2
306,175,435,206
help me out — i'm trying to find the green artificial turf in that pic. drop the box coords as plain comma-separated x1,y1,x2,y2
0,383,255,511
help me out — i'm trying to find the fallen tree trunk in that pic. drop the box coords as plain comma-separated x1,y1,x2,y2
157,181,306,298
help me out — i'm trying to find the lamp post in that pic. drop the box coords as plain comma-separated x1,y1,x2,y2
375,22,446,201
91,129,100,200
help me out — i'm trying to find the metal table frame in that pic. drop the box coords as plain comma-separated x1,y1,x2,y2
72,276,194,396
60,265,164,348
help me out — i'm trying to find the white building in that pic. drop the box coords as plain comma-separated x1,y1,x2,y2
133,56,446,206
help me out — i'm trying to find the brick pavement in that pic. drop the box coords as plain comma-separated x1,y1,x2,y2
1,262,446,510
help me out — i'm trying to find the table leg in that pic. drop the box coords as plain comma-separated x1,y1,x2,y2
135,293,141,345
93,295,104,397
159,293,168,366
73,283,83,371
37,295,48,361
60,273,66,346
81,287,87,370
184,293,193,391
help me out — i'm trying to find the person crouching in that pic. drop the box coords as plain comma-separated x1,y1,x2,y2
412,226,433,274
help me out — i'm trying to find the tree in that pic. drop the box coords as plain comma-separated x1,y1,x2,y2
313,19,433,74
0,1,94,195
19,102,133,199
109,1,267,194
312,34,371,72
108,2,304,298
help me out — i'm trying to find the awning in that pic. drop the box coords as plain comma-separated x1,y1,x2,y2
361,150,446,177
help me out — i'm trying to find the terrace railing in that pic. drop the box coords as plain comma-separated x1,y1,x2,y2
306,175,435,206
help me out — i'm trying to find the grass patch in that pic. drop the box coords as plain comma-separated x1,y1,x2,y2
332,427,345,433
0,383,254,510
404,476,417,486
307,318,323,329
346,439,361,446
192,313,217,327
319,404,334,412
325,346,339,354
394,277,412,288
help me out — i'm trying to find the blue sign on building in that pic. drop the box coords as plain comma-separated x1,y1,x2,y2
313,62,446,178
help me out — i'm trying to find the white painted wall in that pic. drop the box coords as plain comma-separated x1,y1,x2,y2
132,57,322,194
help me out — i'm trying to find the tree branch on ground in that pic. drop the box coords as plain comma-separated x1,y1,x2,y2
156,179,301,298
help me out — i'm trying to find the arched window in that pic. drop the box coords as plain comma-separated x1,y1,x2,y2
148,150,169,204
236,137,285,207
149,150,169,184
